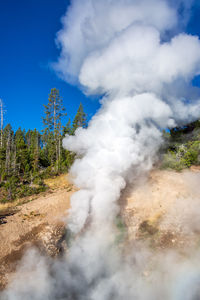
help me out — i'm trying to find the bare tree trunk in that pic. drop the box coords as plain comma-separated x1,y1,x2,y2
6,131,11,175
53,99,58,172
34,131,39,171
30,172,33,187
36,131,39,170
58,133,61,173
56,139,58,172
53,99,56,140
0,99,3,148
13,144,16,174
54,99,59,172
7,186,12,201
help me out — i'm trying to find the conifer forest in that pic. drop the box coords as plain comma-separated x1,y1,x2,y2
0,88,87,202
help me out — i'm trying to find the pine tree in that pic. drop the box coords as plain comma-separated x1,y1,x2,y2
5,175,19,201
42,88,67,173
15,127,28,175
0,94,89,202
62,118,72,136
29,129,40,172
25,130,32,148
72,102,87,134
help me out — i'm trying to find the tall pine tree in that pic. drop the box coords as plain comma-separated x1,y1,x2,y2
72,103,87,134
42,88,67,173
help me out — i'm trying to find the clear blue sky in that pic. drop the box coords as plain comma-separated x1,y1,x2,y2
0,1,200,131
0,0,100,131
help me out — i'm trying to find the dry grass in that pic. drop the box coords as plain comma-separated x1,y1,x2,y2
0,174,73,213
0,198,31,213
44,174,72,190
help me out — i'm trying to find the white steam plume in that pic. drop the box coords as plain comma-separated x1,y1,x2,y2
55,0,200,234
3,0,200,299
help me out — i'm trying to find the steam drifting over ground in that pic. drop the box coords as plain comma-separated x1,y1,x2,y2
3,0,200,299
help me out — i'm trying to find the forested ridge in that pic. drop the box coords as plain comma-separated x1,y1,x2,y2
0,88,87,202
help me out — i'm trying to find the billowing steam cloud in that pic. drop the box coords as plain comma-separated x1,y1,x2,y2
55,0,200,234
3,0,200,299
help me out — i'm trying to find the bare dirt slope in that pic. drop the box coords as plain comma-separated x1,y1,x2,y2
123,166,200,250
0,175,74,289
1,168,200,290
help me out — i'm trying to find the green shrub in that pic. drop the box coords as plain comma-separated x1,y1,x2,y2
162,140,200,171
161,151,186,171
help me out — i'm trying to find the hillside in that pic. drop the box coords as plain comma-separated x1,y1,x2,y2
1,168,200,290
0,174,74,290
122,166,200,249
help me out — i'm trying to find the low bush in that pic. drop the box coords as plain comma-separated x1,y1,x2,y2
161,140,200,171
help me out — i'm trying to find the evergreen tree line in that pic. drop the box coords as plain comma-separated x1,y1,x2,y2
0,88,87,202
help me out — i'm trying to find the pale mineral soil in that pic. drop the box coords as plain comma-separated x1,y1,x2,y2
0,174,74,290
122,166,200,250
1,168,200,289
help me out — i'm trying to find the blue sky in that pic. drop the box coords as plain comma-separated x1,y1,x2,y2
0,0,100,131
0,1,200,131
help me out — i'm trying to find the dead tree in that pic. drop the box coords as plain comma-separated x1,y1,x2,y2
0,99,3,148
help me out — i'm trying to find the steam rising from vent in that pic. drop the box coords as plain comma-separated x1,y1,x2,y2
3,0,200,299
65,94,174,233
55,0,200,234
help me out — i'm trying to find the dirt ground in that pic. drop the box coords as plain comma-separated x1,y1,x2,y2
123,166,200,250
1,168,200,289
0,174,74,289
